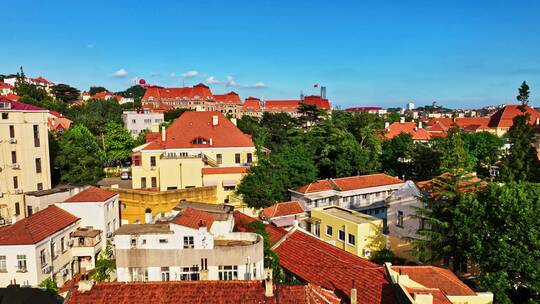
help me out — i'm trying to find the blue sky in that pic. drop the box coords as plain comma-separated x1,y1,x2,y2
1,0,540,108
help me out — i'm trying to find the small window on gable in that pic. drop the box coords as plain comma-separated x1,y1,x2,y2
191,137,208,145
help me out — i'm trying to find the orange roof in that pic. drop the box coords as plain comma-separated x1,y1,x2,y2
66,280,340,304
4,93,20,101
427,121,449,133
142,83,213,101
0,206,79,245
392,266,475,296
65,186,117,203
173,207,214,229
488,104,540,128
262,201,305,219
212,91,241,104
142,111,254,150
265,95,331,111
294,173,403,193
385,122,431,140
426,117,453,127
232,211,287,246
201,167,249,175
242,97,262,111
48,116,72,132
32,76,52,84
455,117,491,131
0,81,14,89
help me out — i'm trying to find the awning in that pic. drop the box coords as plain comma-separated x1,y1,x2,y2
222,180,238,187
204,180,218,186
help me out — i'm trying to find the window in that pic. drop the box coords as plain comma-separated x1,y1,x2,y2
2,113,8,119
191,137,208,144
141,177,147,188
144,119,151,124
15,202,20,215
13,176,19,189
151,177,157,188
130,238,137,247
132,155,141,166
326,225,333,236
216,154,222,165
51,242,57,259
33,125,40,147
314,223,320,237
27,205,33,216
159,239,168,244
150,156,156,167
183,236,194,249
201,258,208,271
338,230,345,242
161,267,170,281
348,234,356,246
35,158,41,173
11,151,16,164
9,125,14,138
0,256,6,272
40,249,47,267
247,153,253,164
17,255,27,271
218,265,238,280
61,237,66,252
132,119,136,124
397,211,404,228
235,153,241,164
180,266,200,280
37,183,43,191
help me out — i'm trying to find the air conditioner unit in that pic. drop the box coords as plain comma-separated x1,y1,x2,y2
9,138,17,144
11,164,20,169
14,189,23,194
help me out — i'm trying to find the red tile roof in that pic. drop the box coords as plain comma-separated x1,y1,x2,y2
392,266,475,296
274,229,396,303
32,76,52,84
0,206,79,245
91,91,121,101
0,82,14,89
426,118,453,127
406,287,453,304
265,96,331,111
233,211,288,246
173,207,214,229
454,117,490,131
48,116,72,132
142,84,213,101
0,97,46,111
242,97,262,111
66,280,340,304
294,174,403,193
201,167,249,175
262,201,305,219
385,122,431,140
345,107,384,112
427,121,449,133
64,186,117,203
212,91,241,104
488,104,540,128
142,111,254,150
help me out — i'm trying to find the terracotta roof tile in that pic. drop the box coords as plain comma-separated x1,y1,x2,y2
274,230,396,303
213,91,241,104
242,97,262,111
393,266,475,296
173,207,214,229
64,186,117,203
265,96,331,111
294,179,333,193
233,211,287,246
294,174,403,193
142,84,213,101
0,97,46,111
0,82,14,89
385,122,431,140
454,117,490,131
406,287,453,304
66,280,340,304
262,201,305,219
201,167,249,175
3,93,20,101
488,104,540,128
0,206,79,245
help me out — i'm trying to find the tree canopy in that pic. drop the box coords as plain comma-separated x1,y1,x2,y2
51,83,80,103
89,86,108,96
103,122,135,161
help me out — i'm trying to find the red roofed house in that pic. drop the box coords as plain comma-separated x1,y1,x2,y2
3,93,20,101
242,97,263,118
263,95,331,118
385,119,431,141
260,200,306,228
113,203,264,282
130,111,256,206
3,75,54,94
0,97,52,225
47,111,72,134
0,81,14,96
212,91,242,117
488,104,540,136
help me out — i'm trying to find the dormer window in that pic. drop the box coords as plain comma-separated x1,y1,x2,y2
191,137,209,145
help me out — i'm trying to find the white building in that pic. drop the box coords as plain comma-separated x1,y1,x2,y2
24,185,85,216
122,109,164,138
114,204,263,282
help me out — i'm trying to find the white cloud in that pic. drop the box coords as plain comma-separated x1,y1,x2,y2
252,81,266,88
206,76,221,84
113,68,128,78
169,72,177,77
226,76,240,87
181,70,199,78
224,76,267,88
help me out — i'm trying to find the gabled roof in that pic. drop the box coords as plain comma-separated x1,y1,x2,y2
242,97,262,111
0,206,79,245
454,117,490,131
294,174,404,194
142,111,254,150
273,229,396,303
142,84,213,101
385,122,431,140
427,121,449,133
201,167,249,175
48,116,72,132
64,186,117,203
488,104,540,128
212,91,241,104
173,207,214,229
0,97,46,111
262,201,305,219
32,76,52,84
233,211,287,246
66,281,340,304
426,117,452,127
392,266,475,296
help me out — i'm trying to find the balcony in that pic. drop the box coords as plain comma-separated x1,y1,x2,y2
70,228,103,258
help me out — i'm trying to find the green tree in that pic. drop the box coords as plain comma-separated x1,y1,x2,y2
118,85,146,101
134,129,148,146
14,76,48,101
55,125,104,184
297,102,326,127
434,129,475,174
51,83,80,103
88,86,107,96
164,108,190,121
462,132,503,177
38,277,59,294
92,240,116,282
381,133,414,179
474,182,540,303
516,81,530,105
103,123,135,161
260,112,300,150
412,143,442,181
66,99,122,135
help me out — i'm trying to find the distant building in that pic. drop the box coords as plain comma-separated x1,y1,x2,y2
406,102,415,111
3,76,55,93
241,97,263,118
263,95,331,117
47,111,72,134
0,97,51,225
122,109,164,138
345,107,387,115
0,82,14,96
260,200,306,228
488,104,540,136
384,118,430,141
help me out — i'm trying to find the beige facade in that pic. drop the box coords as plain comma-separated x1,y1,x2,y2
0,101,51,225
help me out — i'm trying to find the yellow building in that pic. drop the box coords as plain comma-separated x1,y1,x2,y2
0,97,51,225
130,111,256,205
309,206,385,259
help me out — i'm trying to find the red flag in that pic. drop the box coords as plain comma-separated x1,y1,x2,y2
314,84,318,88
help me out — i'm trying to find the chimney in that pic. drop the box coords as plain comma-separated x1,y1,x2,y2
209,138,213,146
161,127,166,141
212,115,218,126
350,287,357,304
400,117,405,124
384,122,390,129
264,269,273,297
418,121,423,129
231,118,237,126
145,209,152,224
536,117,539,125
